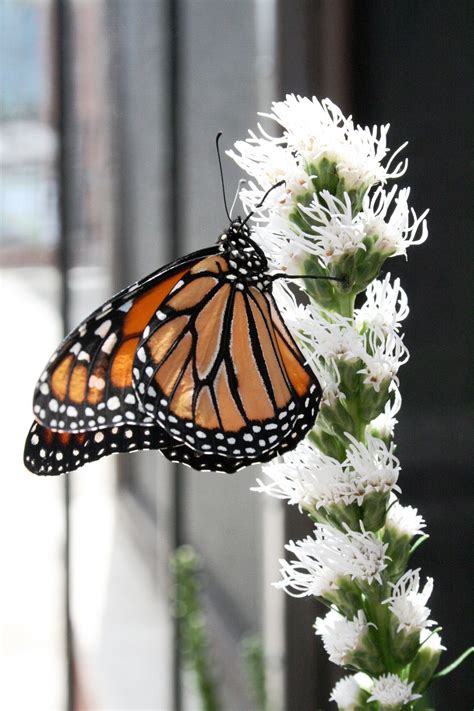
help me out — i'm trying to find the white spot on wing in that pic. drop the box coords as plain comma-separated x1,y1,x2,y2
89,375,105,390
107,396,121,410
102,333,118,354
95,319,112,338
119,300,133,312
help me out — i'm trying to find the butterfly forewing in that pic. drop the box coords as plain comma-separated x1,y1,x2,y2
133,254,321,461
31,249,217,433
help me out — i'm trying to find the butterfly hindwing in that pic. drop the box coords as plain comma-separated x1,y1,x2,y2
24,419,284,475
23,420,173,475
32,248,218,433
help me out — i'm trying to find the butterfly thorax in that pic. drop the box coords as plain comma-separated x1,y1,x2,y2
217,218,271,290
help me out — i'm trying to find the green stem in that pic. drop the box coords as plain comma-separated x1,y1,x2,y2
363,589,397,674
335,291,356,318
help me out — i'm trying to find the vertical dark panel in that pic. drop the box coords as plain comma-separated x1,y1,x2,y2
277,0,473,708
54,1,74,708
353,1,473,707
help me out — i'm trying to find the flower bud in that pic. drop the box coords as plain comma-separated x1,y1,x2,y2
315,609,384,676
383,501,426,579
361,490,391,532
330,672,373,710
409,630,445,693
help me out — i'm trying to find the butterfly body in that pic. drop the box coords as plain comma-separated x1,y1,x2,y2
25,219,322,475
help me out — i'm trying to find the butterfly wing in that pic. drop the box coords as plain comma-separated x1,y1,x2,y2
25,418,282,475
133,260,321,464
24,420,173,475
31,248,218,433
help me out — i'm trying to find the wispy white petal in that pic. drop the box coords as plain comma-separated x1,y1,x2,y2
275,524,388,598
314,609,371,665
330,673,373,710
368,674,421,707
383,569,435,633
386,497,426,538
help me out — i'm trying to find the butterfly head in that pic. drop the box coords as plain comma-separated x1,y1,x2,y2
218,218,270,287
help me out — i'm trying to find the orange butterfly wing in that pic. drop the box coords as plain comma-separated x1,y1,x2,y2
133,257,321,463
31,249,217,433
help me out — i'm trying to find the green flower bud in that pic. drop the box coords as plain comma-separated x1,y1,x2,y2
324,576,364,620
362,491,391,532
409,631,445,693
389,620,420,665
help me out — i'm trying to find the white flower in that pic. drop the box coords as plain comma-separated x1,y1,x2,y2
355,274,409,338
233,142,313,216
330,673,373,709
299,191,367,259
361,185,428,257
383,569,435,633
385,498,426,538
228,95,426,274
368,387,402,439
252,440,350,510
273,285,408,396
250,215,303,272
314,609,371,665
254,433,400,510
368,674,421,707
344,434,401,500
275,524,388,598
419,628,446,653
291,187,426,266
357,329,408,392
277,291,363,364
261,95,407,191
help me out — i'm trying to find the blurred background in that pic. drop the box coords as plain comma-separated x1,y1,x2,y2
0,0,472,709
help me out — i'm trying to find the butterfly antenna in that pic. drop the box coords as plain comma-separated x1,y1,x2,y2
242,180,286,226
271,273,347,285
216,132,231,222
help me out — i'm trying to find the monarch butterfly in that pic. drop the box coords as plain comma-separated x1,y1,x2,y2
24,138,335,475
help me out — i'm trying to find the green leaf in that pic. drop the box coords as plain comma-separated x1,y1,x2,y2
434,646,474,678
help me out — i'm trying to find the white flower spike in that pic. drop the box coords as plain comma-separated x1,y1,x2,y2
234,96,443,708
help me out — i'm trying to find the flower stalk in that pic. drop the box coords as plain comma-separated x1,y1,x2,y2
229,95,456,709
